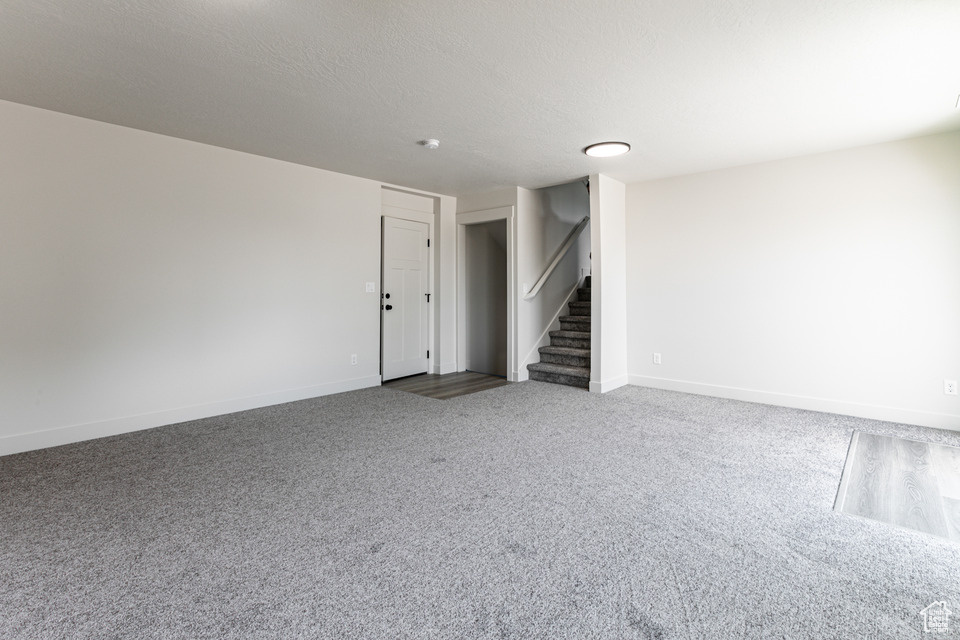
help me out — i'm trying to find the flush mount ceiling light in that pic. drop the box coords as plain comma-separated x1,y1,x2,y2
419,138,440,150
583,141,631,157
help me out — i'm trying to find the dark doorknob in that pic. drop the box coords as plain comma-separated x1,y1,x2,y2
384,304,393,310
385,293,391,299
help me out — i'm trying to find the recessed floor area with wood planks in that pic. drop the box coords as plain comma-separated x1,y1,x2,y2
835,431,960,541
382,371,510,400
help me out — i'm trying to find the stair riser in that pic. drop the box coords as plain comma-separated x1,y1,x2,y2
560,319,591,332
568,302,591,316
529,369,589,389
551,336,590,349
577,289,591,302
539,352,590,367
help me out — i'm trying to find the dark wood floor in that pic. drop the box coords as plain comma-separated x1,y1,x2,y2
835,431,960,541
383,371,510,400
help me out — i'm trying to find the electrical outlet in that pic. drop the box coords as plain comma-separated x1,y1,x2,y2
653,353,662,365
351,354,358,365
946,379,958,395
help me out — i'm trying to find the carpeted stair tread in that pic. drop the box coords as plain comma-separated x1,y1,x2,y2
539,346,590,357
559,317,591,333
528,362,591,389
548,332,591,349
549,330,590,339
528,362,589,377
538,345,590,367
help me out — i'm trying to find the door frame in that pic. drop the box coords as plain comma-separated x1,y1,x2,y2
457,206,518,381
381,206,434,381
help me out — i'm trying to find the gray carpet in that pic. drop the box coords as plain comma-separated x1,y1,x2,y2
2,383,959,639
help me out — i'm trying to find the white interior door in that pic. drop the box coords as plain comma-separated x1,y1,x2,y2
382,217,429,381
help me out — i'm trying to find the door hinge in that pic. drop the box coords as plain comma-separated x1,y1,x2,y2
425,293,431,303
427,350,430,359
427,238,431,247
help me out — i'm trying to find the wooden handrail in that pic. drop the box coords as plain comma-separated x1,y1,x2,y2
523,216,589,300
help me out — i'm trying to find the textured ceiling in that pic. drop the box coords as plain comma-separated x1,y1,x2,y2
2,0,959,195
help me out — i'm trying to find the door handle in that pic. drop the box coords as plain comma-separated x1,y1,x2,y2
384,304,393,310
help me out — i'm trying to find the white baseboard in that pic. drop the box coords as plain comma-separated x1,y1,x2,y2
590,374,629,394
629,374,960,432
0,375,382,457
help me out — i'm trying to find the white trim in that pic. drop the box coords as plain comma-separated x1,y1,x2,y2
629,374,960,431
833,431,861,512
382,199,436,380
589,374,629,394
457,206,517,381
379,183,450,200
457,206,514,225
437,360,458,375
0,375,382,456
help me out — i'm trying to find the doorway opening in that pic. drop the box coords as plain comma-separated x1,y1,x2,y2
463,220,508,377
380,187,437,384
456,205,517,381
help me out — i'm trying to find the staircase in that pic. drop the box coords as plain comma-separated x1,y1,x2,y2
527,276,591,389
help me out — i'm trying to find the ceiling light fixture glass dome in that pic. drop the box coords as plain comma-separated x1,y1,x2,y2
584,141,631,157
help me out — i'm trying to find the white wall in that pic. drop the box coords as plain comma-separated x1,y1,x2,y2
0,100,453,455
589,174,629,393
464,221,507,376
626,131,960,430
457,188,519,216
